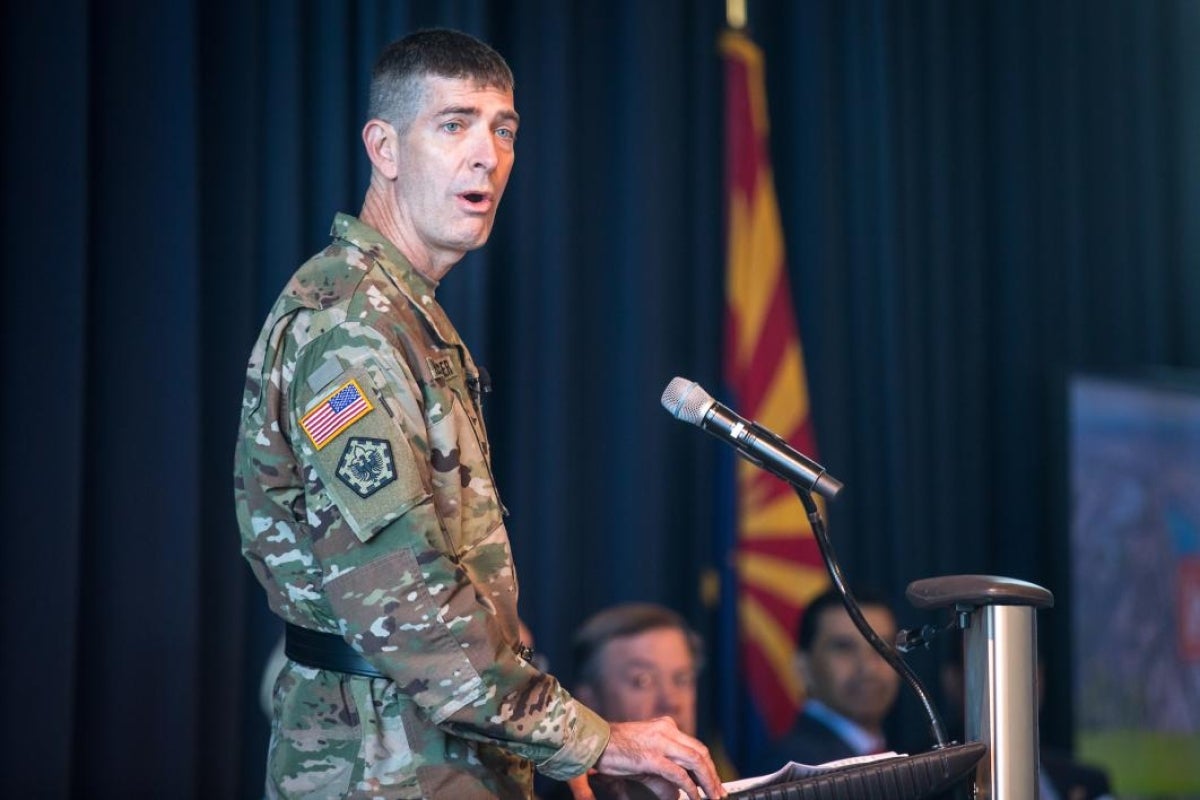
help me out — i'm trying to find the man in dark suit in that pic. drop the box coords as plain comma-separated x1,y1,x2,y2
756,587,901,770
542,603,709,800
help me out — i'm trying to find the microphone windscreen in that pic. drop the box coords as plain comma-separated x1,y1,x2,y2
660,377,713,425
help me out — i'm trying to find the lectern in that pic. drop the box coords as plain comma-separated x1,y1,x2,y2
908,575,1055,800
728,574,1053,800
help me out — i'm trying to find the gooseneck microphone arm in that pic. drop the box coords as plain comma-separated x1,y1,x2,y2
660,376,949,749
793,486,950,749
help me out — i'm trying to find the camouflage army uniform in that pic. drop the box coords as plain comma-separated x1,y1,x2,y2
234,213,609,799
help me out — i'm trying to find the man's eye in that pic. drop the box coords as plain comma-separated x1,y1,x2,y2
496,127,516,141
443,121,462,133
674,672,697,689
627,673,654,690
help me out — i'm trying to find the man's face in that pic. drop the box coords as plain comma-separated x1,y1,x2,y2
585,627,698,735
389,75,518,267
801,605,900,730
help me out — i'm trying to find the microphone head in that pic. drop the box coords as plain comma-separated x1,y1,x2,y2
661,377,715,426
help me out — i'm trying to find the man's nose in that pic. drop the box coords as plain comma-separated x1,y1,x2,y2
861,648,892,676
656,683,685,713
470,131,499,171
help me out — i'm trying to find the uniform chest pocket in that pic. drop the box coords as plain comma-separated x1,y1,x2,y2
425,386,503,556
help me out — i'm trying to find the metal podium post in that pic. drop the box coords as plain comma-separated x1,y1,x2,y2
907,575,1055,800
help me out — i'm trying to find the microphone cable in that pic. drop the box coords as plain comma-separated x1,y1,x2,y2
662,375,950,747
794,486,951,749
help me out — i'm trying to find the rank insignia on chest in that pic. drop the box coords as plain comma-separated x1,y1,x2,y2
300,378,374,450
336,437,397,498
427,353,457,382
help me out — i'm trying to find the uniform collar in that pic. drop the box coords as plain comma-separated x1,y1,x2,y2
330,212,439,295
329,212,463,348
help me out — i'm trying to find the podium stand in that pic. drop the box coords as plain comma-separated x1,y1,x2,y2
729,574,1052,800
659,380,1056,799
908,575,1055,800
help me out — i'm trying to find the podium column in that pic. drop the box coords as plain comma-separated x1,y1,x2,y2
908,575,1055,800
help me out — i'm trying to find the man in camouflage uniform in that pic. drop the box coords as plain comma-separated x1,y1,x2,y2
234,28,725,800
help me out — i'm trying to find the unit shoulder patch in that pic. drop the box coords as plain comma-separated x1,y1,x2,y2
336,436,397,498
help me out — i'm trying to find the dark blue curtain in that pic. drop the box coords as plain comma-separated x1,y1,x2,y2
3,1,1198,797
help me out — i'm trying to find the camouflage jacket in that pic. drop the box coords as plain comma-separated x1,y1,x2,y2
234,213,609,799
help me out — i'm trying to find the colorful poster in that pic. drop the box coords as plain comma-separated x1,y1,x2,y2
1070,373,1200,797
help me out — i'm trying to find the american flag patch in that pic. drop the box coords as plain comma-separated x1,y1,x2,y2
300,379,373,450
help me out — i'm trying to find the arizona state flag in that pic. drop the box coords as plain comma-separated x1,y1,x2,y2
720,29,830,742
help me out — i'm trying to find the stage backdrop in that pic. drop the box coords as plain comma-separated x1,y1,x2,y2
2,1,1199,797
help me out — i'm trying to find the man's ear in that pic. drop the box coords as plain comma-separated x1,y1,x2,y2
363,119,399,180
794,652,812,692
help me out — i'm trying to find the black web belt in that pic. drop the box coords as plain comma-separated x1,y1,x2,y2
284,623,388,680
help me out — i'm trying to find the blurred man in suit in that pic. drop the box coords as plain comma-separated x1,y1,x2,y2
572,603,702,736
759,587,901,770
545,603,705,800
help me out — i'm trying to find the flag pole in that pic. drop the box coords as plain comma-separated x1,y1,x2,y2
726,0,746,30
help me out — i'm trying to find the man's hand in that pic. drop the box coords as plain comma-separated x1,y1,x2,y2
592,717,727,800
565,773,596,800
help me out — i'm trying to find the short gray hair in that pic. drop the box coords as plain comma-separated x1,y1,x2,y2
367,28,514,131
572,603,704,689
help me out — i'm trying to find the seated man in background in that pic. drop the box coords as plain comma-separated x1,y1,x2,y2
544,603,705,800
758,587,901,770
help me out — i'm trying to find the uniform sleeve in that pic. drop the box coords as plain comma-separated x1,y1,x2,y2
287,323,610,777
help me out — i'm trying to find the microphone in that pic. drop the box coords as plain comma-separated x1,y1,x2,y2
660,377,844,500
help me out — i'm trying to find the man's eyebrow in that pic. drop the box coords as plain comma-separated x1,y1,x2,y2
618,657,666,670
495,109,520,127
435,105,481,117
434,105,520,127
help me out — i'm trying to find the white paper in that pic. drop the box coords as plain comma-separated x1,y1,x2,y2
688,752,904,798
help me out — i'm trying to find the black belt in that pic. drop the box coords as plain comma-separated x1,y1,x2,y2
285,623,388,679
